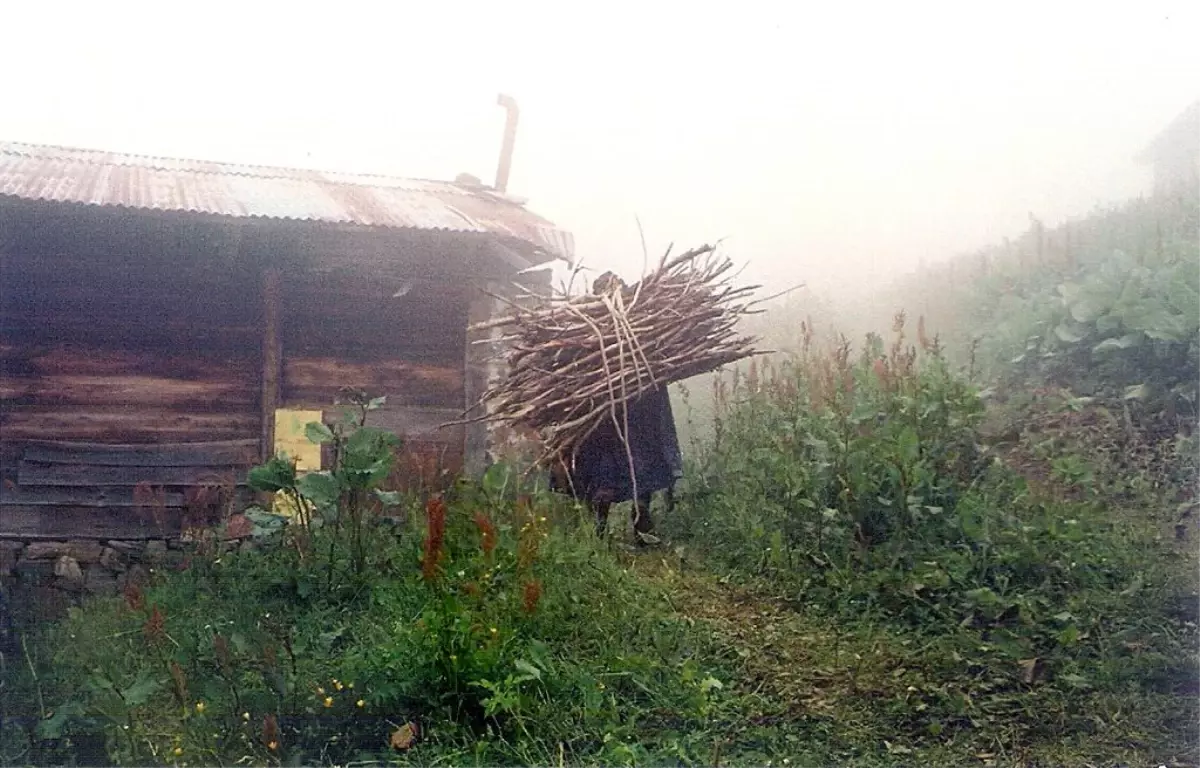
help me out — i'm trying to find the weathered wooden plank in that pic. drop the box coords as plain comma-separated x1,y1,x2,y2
1,486,188,507
0,315,261,354
281,274,468,366
0,346,259,380
464,281,497,476
18,461,244,488
261,268,282,461
22,439,260,467
1,485,254,508
0,411,259,443
0,374,257,410
0,505,186,540
283,358,463,409
364,407,465,442
3,261,259,311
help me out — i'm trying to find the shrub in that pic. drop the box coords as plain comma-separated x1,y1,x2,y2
666,319,1199,752
675,313,986,575
10,463,729,766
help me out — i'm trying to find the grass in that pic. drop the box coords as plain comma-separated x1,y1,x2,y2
2,189,1197,764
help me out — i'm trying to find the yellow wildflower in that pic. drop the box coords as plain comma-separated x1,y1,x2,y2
356,699,365,708
347,682,354,689
323,696,333,708
194,701,206,714
490,627,498,635
242,712,250,721
173,747,183,756
316,686,325,695
267,741,278,751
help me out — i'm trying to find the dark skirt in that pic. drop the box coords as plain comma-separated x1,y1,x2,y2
551,387,682,504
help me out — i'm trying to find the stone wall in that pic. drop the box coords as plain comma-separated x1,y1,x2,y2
0,537,195,626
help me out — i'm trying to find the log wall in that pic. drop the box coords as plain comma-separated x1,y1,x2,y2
0,202,484,537
280,271,468,488
0,205,263,538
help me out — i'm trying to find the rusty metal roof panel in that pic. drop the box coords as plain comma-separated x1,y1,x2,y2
0,141,574,261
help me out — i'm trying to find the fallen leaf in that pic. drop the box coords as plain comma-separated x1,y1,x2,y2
390,721,419,750
1017,657,1044,685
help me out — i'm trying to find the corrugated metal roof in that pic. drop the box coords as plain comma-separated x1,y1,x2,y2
0,141,574,262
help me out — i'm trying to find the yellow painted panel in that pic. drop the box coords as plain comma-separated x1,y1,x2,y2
274,408,324,471
272,408,324,519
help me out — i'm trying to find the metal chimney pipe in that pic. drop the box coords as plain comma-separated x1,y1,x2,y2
494,94,519,193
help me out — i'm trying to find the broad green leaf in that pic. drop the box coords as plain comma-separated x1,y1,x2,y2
896,426,920,463
1092,333,1142,354
305,421,336,445
244,507,288,530
1166,278,1200,332
297,471,341,507
36,701,85,739
1053,322,1088,344
965,587,1001,607
1120,298,1182,339
1068,294,1106,323
1123,383,1152,401
246,456,297,492
988,628,1029,659
374,489,403,507
122,670,163,706
513,659,543,681
1056,281,1083,305
482,463,513,496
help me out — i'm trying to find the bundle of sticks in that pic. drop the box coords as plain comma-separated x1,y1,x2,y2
469,244,765,462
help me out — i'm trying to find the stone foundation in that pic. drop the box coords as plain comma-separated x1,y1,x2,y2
0,536,245,626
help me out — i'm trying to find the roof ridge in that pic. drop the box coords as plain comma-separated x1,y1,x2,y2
0,140,480,194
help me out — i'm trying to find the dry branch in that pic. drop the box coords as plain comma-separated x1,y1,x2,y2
466,244,767,463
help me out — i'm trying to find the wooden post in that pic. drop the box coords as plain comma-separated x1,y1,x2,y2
260,268,282,461
463,282,493,477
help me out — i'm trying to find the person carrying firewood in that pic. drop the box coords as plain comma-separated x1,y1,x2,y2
549,272,684,542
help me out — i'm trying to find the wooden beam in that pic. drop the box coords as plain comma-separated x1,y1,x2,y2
260,268,283,461
18,461,244,488
463,281,495,476
0,505,186,540
22,439,259,467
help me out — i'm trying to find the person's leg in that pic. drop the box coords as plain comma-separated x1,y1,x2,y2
632,492,655,535
593,500,612,537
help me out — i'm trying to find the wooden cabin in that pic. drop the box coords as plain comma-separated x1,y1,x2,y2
0,141,572,541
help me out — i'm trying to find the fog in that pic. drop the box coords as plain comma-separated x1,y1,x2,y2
1,1,1196,301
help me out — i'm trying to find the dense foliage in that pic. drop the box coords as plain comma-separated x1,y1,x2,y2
4,465,731,766
2,192,1197,767
666,317,1198,760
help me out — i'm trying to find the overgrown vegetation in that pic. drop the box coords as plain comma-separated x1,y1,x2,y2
3,424,731,765
2,191,1196,766
665,317,1197,762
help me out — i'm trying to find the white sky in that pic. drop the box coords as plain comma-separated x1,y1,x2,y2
1,1,1197,297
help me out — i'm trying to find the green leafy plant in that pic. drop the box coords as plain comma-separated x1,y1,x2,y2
243,390,401,589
